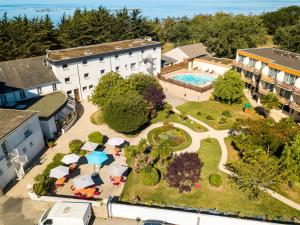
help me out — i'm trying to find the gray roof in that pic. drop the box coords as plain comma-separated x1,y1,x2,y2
161,55,177,64
178,43,209,58
242,48,300,71
0,109,36,140
0,56,58,94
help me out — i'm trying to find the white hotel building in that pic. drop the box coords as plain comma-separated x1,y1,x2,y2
46,39,161,101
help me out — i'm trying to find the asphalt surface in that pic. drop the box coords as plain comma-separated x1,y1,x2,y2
0,196,137,225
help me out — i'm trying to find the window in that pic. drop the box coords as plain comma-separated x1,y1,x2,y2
265,83,274,91
84,73,89,79
1,142,8,157
115,54,119,59
52,83,57,91
82,60,87,65
65,77,70,83
100,69,105,74
268,68,278,79
99,57,104,62
261,63,267,71
82,86,87,91
238,55,245,63
279,88,292,100
43,219,53,225
67,90,72,95
19,90,26,99
153,47,156,51
89,85,93,89
283,73,296,85
23,147,27,154
62,64,68,69
245,71,253,79
37,87,42,95
129,51,133,56
0,94,7,104
130,63,136,70
115,66,120,72
29,142,34,147
141,49,145,54
24,129,32,138
248,58,257,67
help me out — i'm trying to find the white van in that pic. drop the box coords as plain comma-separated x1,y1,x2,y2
38,202,92,225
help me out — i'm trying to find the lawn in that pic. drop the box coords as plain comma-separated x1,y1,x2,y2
90,110,105,125
151,110,207,132
147,126,192,151
121,138,300,221
176,99,262,130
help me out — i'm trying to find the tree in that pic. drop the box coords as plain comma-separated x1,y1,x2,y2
126,73,162,95
143,85,166,110
212,70,244,104
273,23,300,53
281,133,300,180
261,6,300,35
226,151,290,199
165,152,202,192
150,142,172,165
88,131,104,145
91,72,124,108
260,92,280,110
103,91,150,133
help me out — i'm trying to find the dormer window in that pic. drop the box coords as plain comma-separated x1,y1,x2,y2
82,60,87,65
62,64,68,69
115,54,119,59
99,57,104,62
129,51,133,56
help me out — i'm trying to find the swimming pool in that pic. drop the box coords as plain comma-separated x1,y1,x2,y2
172,73,215,85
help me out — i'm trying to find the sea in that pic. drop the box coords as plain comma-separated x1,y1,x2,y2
0,0,299,24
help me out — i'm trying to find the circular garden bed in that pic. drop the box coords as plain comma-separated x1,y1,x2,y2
147,125,192,151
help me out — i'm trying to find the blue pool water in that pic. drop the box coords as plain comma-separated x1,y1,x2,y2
172,74,215,85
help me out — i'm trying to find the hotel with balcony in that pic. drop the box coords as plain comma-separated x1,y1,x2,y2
233,48,300,121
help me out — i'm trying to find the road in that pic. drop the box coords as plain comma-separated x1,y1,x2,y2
0,196,136,225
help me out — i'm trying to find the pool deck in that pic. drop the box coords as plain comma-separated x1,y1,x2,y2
159,69,216,102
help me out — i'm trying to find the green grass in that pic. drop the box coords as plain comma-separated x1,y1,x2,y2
151,110,207,132
90,110,105,125
121,138,300,220
177,99,262,130
147,127,192,152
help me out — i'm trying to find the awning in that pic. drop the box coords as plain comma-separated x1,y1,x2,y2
56,103,74,120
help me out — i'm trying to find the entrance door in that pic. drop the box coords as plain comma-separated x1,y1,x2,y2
74,89,80,101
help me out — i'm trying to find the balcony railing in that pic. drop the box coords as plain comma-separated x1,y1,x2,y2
260,75,276,84
289,101,300,112
232,61,261,75
293,87,300,96
277,95,290,105
242,75,252,84
258,88,270,95
275,80,294,91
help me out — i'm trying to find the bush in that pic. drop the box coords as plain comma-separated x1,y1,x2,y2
180,111,188,120
196,111,202,116
33,177,55,196
222,110,232,118
206,115,214,120
140,167,160,186
209,173,222,187
69,139,83,154
219,117,227,124
103,91,149,133
88,131,104,144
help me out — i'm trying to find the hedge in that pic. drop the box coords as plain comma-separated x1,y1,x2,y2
209,173,222,187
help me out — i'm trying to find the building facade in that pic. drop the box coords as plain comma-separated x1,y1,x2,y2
0,109,45,189
46,39,161,101
233,48,300,121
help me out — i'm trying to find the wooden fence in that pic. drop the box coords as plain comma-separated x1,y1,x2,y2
161,61,189,74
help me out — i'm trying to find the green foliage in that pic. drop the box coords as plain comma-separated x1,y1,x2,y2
282,133,300,180
273,23,300,53
91,72,124,108
219,117,227,124
127,73,161,95
261,6,300,35
140,167,160,186
33,177,55,196
209,173,222,187
222,110,232,118
212,70,244,104
180,111,188,120
103,91,149,133
206,115,214,120
68,139,83,155
43,153,65,176
261,93,281,110
88,131,104,144
226,151,290,199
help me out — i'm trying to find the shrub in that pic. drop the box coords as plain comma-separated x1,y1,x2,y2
219,117,227,124
196,111,202,116
180,111,188,120
140,167,160,186
124,145,138,159
69,139,83,154
33,177,55,196
206,115,214,120
165,152,203,192
103,91,149,133
88,131,104,144
222,110,232,118
209,173,222,187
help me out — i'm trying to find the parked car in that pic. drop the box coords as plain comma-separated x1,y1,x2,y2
142,220,176,225
38,202,92,225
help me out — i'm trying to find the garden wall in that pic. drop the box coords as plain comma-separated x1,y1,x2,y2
109,203,283,225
